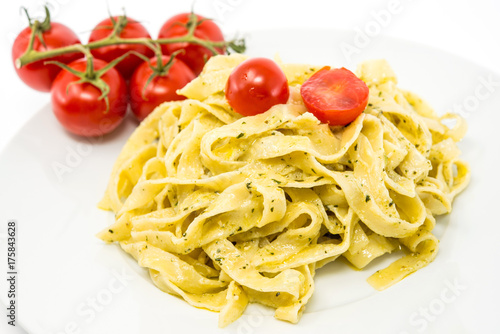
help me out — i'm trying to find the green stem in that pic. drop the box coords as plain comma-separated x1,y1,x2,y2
108,15,128,39
40,6,52,32
16,34,243,69
26,21,39,51
86,55,95,79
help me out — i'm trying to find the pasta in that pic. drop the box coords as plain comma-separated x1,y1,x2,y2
97,54,470,326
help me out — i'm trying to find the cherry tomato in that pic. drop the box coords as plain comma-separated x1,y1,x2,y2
158,13,225,75
51,58,127,137
225,58,289,116
129,56,195,121
12,23,81,92
300,67,369,126
88,16,154,79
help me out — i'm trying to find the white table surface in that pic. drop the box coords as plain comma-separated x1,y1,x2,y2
0,0,499,333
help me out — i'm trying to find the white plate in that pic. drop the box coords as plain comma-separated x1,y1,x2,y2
1,29,499,334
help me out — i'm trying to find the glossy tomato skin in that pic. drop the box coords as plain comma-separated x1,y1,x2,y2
12,23,81,92
158,13,225,75
225,58,289,116
300,67,369,126
88,16,154,79
129,56,195,121
51,58,127,137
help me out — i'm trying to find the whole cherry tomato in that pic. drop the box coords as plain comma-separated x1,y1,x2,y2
12,21,81,92
88,16,154,79
158,13,225,75
129,56,195,121
225,58,289,116
51,58,127,137
300,67,369,126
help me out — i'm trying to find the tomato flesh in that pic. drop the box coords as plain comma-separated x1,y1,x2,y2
88,16,154,79
129,56,196,121
300,67,369,126
51,58,127,137
225,58,289,116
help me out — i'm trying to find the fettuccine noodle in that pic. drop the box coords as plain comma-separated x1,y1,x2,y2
97,54,469,326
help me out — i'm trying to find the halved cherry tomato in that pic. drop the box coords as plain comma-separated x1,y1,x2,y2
225,58,289,116
158,13,225,75
12,22,81,92
300,67,369,126
129,56,195,121
51,58,127,137
88,16,154,79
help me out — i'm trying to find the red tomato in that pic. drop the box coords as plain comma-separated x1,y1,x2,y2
129,56,195,121
12,23,81,92
158,13,225,75
225,58,289,116
300,67,369,126
88,16,154,79
51,58,127,137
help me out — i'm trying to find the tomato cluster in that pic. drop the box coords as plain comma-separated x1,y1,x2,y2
12,11,225,136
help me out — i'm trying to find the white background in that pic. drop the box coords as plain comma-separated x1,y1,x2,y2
0,0,499,333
